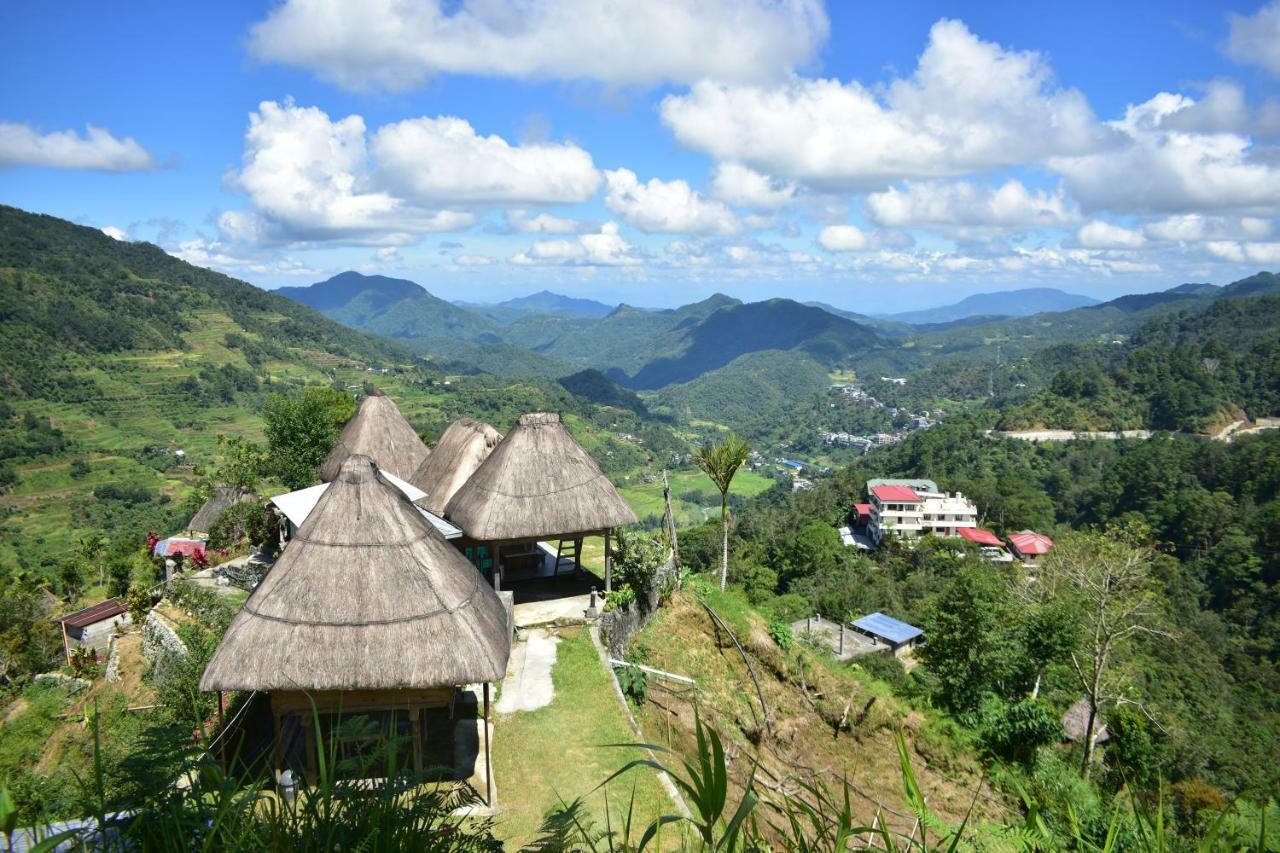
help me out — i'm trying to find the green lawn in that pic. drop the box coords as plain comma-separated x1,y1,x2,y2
490,628,673,845
618,467,776,527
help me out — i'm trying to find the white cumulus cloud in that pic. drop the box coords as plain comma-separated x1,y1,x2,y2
1077,220,1146,249
371,116,599,205
818,225,874,252
710,163,796,208
1144,214,1272,242
101,226,129,241
0,122,155,171
505,210,587,234
660,19,1105,189
1226,1,1280,76
511,222,639,266
248,0,827,89
603,169,738,235
865,180,1078,230
1049,92,1280,214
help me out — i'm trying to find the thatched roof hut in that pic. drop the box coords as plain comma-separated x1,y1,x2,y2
319,391,430,483
444,412,637,542
409,418,503,515
200,454,510,693
187,485,256,534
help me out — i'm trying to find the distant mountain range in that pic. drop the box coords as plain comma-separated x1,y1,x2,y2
273,269,1280,394
874,287,1100,325
458,289,617,321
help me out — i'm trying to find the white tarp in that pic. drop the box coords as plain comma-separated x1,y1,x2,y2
268,471,463,539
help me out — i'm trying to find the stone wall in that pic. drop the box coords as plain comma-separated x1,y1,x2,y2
600,556,677,659
104,637,121,683
141,609,188,680
33,672,91,694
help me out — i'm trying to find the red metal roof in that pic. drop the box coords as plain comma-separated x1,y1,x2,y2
1008,531,1054,555
59,597,127,629
871,485,919,503
958,527,1004,547
853,502,873,516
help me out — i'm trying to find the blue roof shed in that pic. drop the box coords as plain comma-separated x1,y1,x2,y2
852,612,923,646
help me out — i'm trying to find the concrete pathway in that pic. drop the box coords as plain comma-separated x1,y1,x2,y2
495,629,559,713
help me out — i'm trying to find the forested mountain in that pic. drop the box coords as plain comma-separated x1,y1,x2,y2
995,295,1280,432
879,287,1098,324
460,289,617,321
282,275,885,390
0,207,682,572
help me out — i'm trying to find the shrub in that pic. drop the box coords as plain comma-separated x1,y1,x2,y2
767,619,794,651
978,696,1062,766
616,664,648,706
612,528,667,598
855,652,909,692
603,585,636,613
206,501,265,551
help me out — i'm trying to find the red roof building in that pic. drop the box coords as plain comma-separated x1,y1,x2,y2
1008,531,1054,558
852,502,873,518
870,484,919,503
957,527,1004,547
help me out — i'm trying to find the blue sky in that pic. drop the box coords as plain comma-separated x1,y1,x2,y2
3,1,1280,310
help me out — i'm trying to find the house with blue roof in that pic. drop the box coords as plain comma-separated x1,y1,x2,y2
851,612,924,657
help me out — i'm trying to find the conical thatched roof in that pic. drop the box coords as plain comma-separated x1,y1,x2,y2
1062,697,1110,743
444,412,637,542
200,454,510,693
409,418,503,515
187,485,256,534
319,391,430,483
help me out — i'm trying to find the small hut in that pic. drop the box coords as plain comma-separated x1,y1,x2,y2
58,598,130,665
186,485,256,536
409,418,503,515
200,454,510,796
1062,697,1110,745
319,391,430,483
444,412,637,592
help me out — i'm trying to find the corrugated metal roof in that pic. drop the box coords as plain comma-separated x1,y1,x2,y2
871,484,919,503
60,598,127,629
852,502,873,515
1008,531,1054,555
957,527,1004,547
852,612,922,645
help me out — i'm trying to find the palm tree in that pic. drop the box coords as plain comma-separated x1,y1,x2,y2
693,435,750,591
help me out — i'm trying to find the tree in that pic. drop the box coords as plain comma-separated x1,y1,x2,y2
919,565,1021,714
1041,523,1169,777
213,434,267,491
261,387,356,489
692,434,750,591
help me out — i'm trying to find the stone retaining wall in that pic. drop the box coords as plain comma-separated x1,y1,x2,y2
104,637,121,683
600,556,677,659
141,609,188,680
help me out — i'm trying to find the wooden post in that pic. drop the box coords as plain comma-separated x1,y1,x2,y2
492,543,501,592
411,709,423,778
60,619,72,667
662,471,680,587
483,683,493,806
272,711,283,778
218,692,227,774
574,537,583,574
603,529,612,594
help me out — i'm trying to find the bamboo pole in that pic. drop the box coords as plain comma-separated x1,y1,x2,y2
218,692,226,774
662,471,680,587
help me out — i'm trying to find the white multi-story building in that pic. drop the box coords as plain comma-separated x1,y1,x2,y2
866,478,978,545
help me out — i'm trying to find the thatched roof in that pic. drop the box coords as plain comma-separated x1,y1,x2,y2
444,412,637,542
200,454,510,693
1062,697,1110,743
187,485,256,534
319,391,430,483
409,418,503,515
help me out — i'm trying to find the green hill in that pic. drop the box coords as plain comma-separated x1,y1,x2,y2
0,206,684,576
